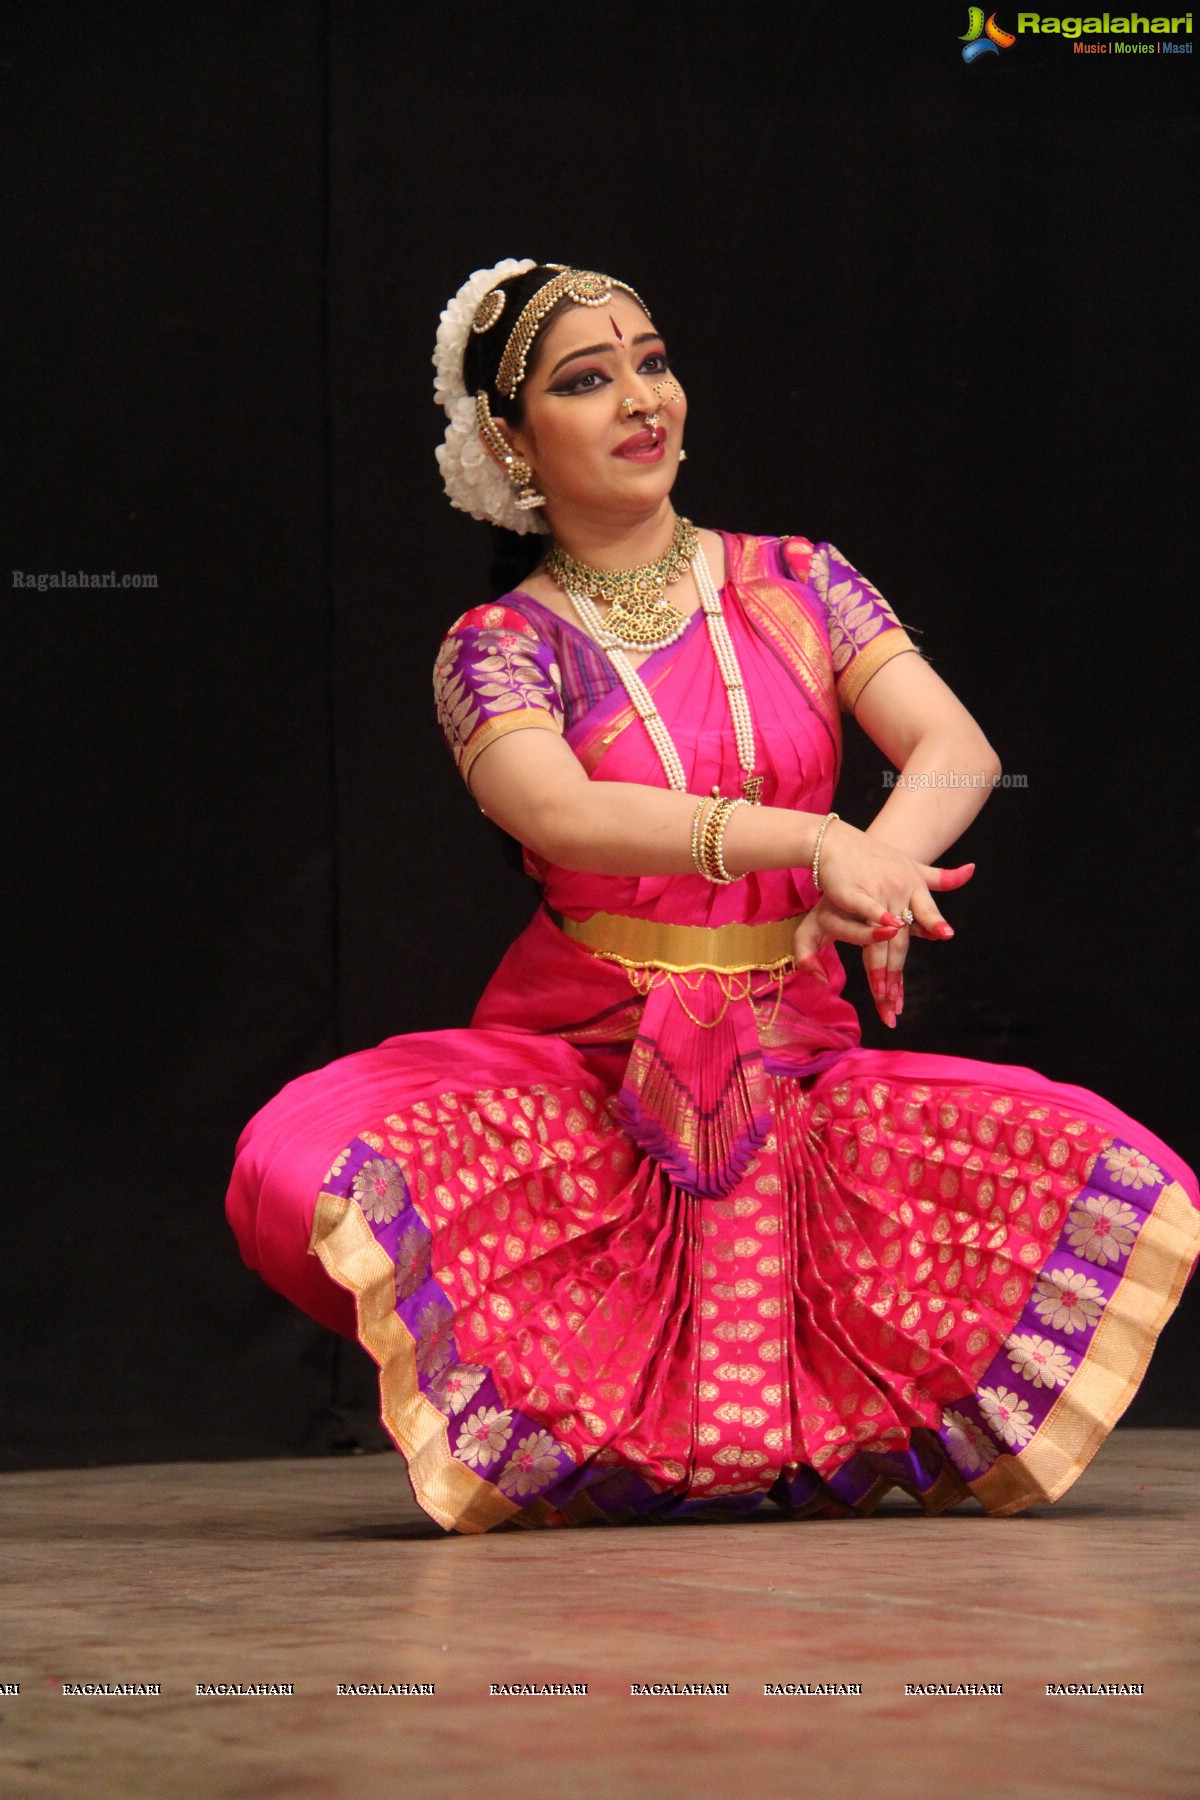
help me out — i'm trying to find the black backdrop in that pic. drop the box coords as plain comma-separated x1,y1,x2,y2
7,1,1198,1470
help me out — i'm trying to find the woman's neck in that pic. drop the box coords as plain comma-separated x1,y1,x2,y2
541,499,679,570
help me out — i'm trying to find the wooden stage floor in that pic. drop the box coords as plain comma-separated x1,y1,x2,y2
2,1429,1197,1799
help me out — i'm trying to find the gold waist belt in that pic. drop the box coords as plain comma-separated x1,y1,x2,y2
546,906,805,974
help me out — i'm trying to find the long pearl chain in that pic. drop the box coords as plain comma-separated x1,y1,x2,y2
559,542,760,801
691,544,757,785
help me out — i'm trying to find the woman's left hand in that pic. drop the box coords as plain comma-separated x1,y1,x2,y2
793,895,944,1029
859,905,928,1028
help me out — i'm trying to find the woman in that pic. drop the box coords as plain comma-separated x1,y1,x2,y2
226,260,1199,1533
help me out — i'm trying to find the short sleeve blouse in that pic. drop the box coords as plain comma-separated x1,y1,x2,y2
432,534,922,786
778,535,921,713
432,601,565,787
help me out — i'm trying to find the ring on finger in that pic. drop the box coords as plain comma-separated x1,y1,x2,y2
898,907,915,926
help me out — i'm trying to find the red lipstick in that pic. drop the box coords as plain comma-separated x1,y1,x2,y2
613,428,665,461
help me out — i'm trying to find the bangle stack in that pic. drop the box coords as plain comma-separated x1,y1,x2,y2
692,793,751,885
811,810,839,894
689,795,709,874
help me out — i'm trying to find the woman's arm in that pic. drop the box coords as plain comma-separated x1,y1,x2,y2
850,650,1002,861
466,719,969,942
466,725,830,878
795,649,998,1024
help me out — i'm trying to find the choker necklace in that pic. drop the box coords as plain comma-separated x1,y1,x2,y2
545,515,700,651
553,527,763,806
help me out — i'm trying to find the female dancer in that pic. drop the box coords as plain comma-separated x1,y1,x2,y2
226,260,1199,1532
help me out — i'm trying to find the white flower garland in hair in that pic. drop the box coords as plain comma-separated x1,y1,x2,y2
432,257,550,537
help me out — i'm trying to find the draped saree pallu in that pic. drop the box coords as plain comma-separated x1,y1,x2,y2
226,530,1200,1532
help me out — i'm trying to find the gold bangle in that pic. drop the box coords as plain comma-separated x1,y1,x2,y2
699,795,747,885
711,797,751,883
811,810,840,894
689,795,711,876
698,796,733,883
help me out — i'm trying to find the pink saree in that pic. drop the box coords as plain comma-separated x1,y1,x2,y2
226,530,1200,1532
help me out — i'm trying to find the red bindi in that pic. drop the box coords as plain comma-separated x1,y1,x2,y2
610,314,625,343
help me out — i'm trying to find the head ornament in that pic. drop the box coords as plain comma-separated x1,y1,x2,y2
433,260,652,534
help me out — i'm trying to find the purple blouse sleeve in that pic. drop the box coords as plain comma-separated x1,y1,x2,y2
805,541,921,713
433,602,565,787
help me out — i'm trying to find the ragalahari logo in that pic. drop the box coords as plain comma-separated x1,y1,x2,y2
961,8,1017,58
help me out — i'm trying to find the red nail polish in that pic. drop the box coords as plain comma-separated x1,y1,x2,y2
871,926,898,942
937,923,955,939
880,912,901,927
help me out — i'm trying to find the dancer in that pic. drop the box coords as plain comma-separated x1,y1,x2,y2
227,260,1199,1531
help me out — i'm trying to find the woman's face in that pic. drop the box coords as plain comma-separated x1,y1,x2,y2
501,291,686,520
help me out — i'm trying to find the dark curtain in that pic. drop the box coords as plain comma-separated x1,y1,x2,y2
7,0,1197,1467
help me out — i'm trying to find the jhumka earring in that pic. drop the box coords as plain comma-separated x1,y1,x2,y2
475,391,546,511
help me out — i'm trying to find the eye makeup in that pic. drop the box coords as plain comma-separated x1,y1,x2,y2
547,345,670,396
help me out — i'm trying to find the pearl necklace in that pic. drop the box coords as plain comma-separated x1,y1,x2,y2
558,536,763,805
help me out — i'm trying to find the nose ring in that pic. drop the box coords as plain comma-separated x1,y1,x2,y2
620,396,638,418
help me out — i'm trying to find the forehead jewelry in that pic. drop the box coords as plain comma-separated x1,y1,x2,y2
481,267,653,398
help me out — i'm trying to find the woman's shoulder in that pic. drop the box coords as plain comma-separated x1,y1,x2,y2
720,528,891,600
436,594,551,650
716,528,820,590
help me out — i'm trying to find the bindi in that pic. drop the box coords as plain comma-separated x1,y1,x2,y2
610,314,625,344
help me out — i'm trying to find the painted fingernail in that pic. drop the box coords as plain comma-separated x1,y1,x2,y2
936,923,955,938
871,926,898,942
880,912,902,927
885,1008,897,1028
869,969,887,997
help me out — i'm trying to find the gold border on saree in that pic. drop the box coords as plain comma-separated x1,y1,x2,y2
546,905,805,974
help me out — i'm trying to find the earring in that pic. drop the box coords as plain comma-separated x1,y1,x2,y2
678,448,688,462
475,391,546,510
511,465,546,510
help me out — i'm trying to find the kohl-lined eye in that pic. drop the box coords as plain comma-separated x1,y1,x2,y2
552,369,609,395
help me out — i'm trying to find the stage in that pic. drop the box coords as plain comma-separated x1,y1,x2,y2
2,1429,1196,1798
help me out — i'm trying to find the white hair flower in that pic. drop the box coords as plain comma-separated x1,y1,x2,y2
432,258,549,536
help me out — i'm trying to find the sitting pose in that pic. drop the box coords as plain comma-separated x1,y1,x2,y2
226,260,1199,1532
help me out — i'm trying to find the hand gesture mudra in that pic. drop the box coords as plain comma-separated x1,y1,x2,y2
790,817,975,1028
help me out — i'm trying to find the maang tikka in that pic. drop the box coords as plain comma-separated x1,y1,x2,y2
474,390,545,512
